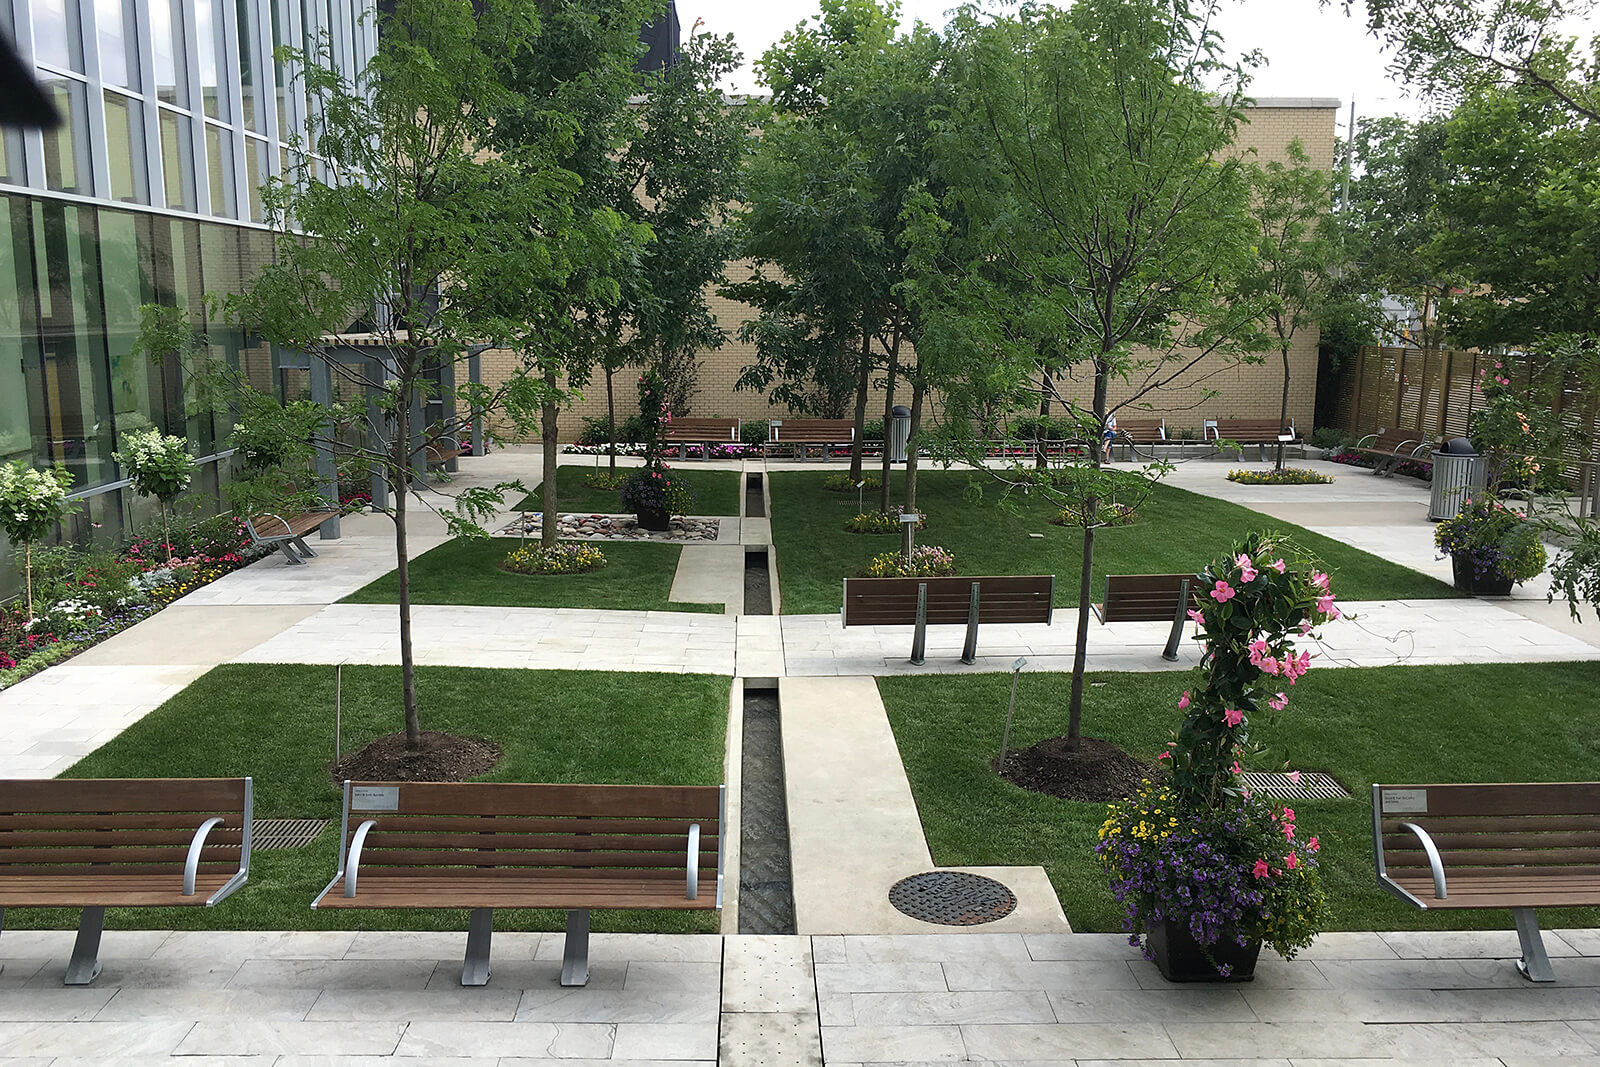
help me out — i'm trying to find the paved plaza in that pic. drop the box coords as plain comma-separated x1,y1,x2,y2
2,450,1598,1063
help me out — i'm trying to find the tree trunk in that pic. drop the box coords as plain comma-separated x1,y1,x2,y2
849,326,871,482
1276,342,1291,471
1037,369,1052,469
162,503,173,565
606,366,618,478
879,327,901,514
23,542,32,621
542,367,560,550
1065,362,1111,750
904,376,926,514
395,401,421,749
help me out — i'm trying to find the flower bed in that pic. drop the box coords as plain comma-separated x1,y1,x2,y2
0,514,264,691
844,506,925,535
864,545,955,578
822,472,882,493
1049,502,1137,526
1226,468,1333,485
1329,450,1432,480
502,543,607,575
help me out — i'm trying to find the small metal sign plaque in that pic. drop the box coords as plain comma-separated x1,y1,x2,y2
351,785,400,811
1381,788,1427,814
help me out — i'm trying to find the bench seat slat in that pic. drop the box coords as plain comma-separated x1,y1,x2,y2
0,873,237,906
1387,846,1600,867
350,783,720,820
0,829,245,847
0,847,242,866
357,848,717,869
842,576,1053,628
358,816,716,837
317,872,720,911
1380,783,1600,817
1383,829,1600,851
362,832,717,852
0,778,246,812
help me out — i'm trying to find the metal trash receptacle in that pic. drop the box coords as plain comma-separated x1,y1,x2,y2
1429,438,1487,521
889,405,912,463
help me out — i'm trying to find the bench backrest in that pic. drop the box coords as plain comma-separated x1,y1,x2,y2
1210,419,1296,442
1373,782,1600,883
339,781,724,895
1098,574,1199,623
0,778,251,879
771,419,855,442
1116,418,1165,443
841,575,1054,627
663,418,739,442
1362,430,1431,452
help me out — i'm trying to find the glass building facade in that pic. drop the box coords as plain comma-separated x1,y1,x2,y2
0,0,375,591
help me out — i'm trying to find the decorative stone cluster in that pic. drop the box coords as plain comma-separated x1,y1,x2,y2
499,513,720,542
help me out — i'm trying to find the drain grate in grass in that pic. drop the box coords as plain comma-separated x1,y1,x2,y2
1239,771,1352,801
250,818,331,850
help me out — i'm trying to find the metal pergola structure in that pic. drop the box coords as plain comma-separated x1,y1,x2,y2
272,340,487,539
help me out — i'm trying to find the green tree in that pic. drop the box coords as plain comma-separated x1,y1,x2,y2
1241,140,1338,470
0,463,77,620
936,0,1265,750
227,0,581,750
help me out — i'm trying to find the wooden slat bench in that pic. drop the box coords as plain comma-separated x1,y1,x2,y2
766,418,855,459
1206,418,1298,460
424,434,464,472
312,781,724,987
1373,782,1600,982
246,508,340,565
1112,418,1166,459
662,418,740,459
1351,429,1435,477
1091,573,1199,661
0,778,253,985
842,575,1054,665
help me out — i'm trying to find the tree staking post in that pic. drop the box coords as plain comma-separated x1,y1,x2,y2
900,510,921,568
1000,656,1028,764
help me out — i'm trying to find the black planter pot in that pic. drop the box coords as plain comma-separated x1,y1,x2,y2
1146,919,1261,982
1450,553,1514,596
635,507,671,532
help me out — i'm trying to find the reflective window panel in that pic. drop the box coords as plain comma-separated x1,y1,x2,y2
94,0,140,88
159,107,195,210
40,77,91,194
150,0,188,105
104,91,150,204
206,123,235,217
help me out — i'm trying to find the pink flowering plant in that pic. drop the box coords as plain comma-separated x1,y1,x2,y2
1096,533,1339,969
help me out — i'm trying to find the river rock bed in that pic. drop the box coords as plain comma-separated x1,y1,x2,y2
498,513,721,542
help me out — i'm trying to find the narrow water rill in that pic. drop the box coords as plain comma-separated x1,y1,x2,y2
745,471,767,518
738,686,795,934
744,550,772,616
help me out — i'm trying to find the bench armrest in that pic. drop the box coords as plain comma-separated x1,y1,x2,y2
686,823,701,901
344,819,379,898
249,512,292,539
183,817,226,896
1397,822,1448,899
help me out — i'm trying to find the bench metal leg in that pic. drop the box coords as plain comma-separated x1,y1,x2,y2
64,907,105,986
1513,908,1556,982
461,908,493,987
0,906,6,975
1163,579,1191,662
291,536,318,559
960,582,981,665
910,583,928,666
276,541,307,565
560,908,590,987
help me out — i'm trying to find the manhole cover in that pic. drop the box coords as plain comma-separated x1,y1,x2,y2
1239,771,1351,801
888,871,1018,926
250,818,331,850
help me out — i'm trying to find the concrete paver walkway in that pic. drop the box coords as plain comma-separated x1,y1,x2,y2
2,929,1598,1063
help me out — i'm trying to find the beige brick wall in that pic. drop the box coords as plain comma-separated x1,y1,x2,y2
481,103,1336,442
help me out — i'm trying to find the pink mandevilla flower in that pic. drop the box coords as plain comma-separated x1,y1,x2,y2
1235,554,1258,582
1231,760,1243,775
1285,851,1300,870
1270,558,1286,573
1177,691,1190,710
1186,608,1205,625
1252,859,1271,879
1311,571,1330,591
1287,769,1301,784
1223,708,1243,727
1307,836,1320,852
1210,580,1235,603
1316,594,1339,619
1269,692,1288,711
1259,656,1280,676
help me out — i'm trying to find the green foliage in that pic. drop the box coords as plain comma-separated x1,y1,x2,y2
822,472,880,493
0,462,76,547
739,420,770,446
114,429,195,505
844,509,923,535
864,544,955,577
576,414,648,447
583,470,630,492
1547,515,1600,621
503,543,605,575
1435,497,1549,582
619,466,694,517
1310,427,1351,450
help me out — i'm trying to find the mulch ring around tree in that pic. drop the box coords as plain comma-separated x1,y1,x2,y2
997,735,1152,804
331,731,503,785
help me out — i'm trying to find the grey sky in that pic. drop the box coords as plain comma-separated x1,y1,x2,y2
675,0,1598,138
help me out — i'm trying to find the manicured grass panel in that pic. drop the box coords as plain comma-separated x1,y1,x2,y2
25,663,729,933
513,465,742,517
340,538,719,614
769,470,1458,614
878,661,1600,934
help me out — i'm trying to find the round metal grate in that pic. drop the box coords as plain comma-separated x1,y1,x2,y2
888,871,1018,926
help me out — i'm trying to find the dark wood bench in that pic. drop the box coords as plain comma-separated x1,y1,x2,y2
1091,573,1199,661
1351,429,1435,476
246,508,339,564
312,781,724,987
1111,418,1166,459
0,778,253,985
842,575,1054,665
1373,782,1600,983
766,418,855,459
1207,418,1298,460
424,434,464,472
662,418,740,459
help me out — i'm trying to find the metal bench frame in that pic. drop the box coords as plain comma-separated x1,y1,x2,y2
842,576,1055,666
1092,575,1193,661
245,510,339,565
1352,431,1432,477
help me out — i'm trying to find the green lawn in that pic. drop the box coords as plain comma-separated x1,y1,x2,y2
341,537,720,613
770,470,1458,613
513,464,743,517
879,661,1600,934
22,664,730,933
